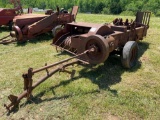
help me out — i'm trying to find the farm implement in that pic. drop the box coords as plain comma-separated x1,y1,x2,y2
4,11,151,111
0,6,79,44
0,0,23,28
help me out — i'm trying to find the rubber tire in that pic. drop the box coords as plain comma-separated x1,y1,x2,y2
52,25,62,37
121,41,139,68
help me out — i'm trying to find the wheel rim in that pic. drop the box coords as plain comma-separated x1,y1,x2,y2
85,35,109,64
86,39,104,62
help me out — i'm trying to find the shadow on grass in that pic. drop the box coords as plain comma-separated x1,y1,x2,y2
55,50,74,56
78,40,148,90
0,31,53,47
16,33,53,47
0,26,10,32
7,41,149,113
51,41,149,90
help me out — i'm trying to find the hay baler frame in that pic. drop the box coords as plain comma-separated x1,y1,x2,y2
0,6,79,44
4,11,151,112
52,11,151,65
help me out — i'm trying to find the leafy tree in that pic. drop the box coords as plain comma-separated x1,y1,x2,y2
109,0,122,14
0,0,160,16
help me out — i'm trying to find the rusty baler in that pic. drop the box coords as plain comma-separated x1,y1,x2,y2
0,0,23,28
0,6,79,44
4,11,151,111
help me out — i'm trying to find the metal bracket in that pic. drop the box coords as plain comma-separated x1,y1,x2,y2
45,63,49,76
4,95,19,111
27,68,33,99
59,64,76,79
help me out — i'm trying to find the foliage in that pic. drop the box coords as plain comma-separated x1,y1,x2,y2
156,10,160,16
0,0,160,16
120,11,135,16
101,7,110,14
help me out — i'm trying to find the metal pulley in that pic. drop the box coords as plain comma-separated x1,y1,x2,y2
83,35,109,64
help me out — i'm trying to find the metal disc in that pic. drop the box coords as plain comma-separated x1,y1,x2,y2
85,35,109,64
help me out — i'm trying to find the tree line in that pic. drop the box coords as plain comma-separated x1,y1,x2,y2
0,0,160,16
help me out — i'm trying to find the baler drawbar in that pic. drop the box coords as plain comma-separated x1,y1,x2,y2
4,48,94,111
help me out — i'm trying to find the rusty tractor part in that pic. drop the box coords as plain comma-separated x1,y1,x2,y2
0,0,23,28
52,11,151,65
45,9,54,15
0,6,79,44
0,14,48,44
4,49,92,111
135,11,151,36
4,11,151,111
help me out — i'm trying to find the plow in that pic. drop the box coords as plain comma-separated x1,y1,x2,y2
4,11,151,111
0,6,79,44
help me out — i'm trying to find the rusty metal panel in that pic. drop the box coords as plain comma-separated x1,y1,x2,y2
71,6,79,21
135,12,144,24
111,26,127,32
28,13,58,35
135,26,145,40
9,6,79,42
14,14,48,28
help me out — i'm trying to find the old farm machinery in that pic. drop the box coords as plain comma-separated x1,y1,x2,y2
0,6,79,44
0,0,23,28
4,11,151,111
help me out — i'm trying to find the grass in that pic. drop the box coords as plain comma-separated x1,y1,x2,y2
0,13,160,120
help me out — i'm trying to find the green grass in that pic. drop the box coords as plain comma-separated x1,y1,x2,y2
0,13,160,120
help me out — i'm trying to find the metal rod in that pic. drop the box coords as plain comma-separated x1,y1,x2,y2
33,50,89,74
5,60,79,111
54,32,70,45
147,12,151,26
52,44,76,55
4,68,60,111
52,45,89,64
0,35,10,41
33,61,78,88
0,39,16,44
